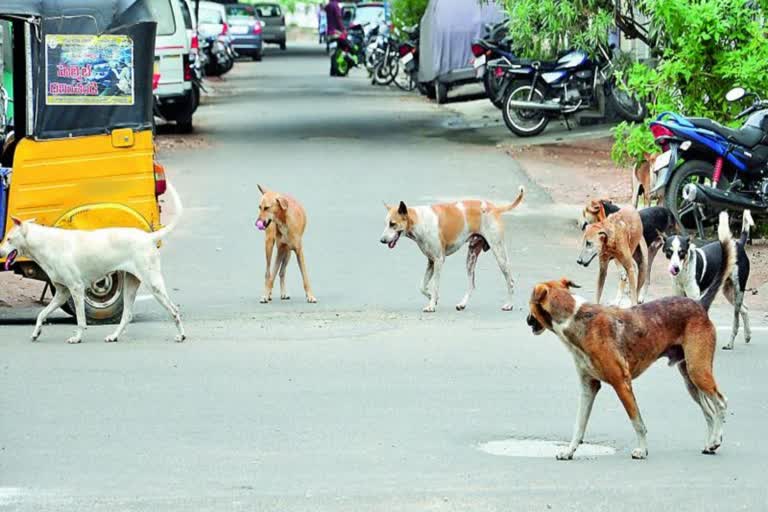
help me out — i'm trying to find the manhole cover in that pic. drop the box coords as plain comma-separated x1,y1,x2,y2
479,438,615,458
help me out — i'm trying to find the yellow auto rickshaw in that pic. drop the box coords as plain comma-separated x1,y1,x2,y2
0,0,167,323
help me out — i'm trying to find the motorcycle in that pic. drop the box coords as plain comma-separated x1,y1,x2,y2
650,87,768,238
394,24,420,92
496,45,646,137
329,24,367,77
202,34,234,77
471,20,513,109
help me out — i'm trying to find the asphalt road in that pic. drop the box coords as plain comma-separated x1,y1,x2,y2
1,44,767,512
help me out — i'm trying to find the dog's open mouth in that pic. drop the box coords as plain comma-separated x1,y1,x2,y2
4,249,17,271
388,231,401,249
669,265,680,277
255,219,272,231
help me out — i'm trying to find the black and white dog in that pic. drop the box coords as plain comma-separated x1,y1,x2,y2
663,210,754,350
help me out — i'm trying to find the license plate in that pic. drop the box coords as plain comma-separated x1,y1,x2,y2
231,25,249,34
400,52,414,65
654,150,671,172
473,54,486,69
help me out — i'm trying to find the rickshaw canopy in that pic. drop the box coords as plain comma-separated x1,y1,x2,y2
2,0,158,139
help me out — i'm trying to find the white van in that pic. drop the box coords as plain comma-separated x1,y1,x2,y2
148,0,198,132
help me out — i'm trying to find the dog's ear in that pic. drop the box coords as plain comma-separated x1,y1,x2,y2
532,284,548,303
598,228,610,241
276,196,289,210
11,216,22,227
643,152,652,161
383,201,391,212
656,229,667,242
560,278,581,289
257,184,267,195
398,201,408,215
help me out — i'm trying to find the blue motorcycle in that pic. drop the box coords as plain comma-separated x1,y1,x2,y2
650,87,768,238
497,45,646,136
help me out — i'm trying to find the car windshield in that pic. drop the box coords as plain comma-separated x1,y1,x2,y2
227,5,256,19
199,7,223,24
147,0,177,36
255,4,282,18
353,6,384,26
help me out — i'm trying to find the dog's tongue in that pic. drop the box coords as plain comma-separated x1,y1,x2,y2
668,264,678,276
4,250,17,271
256,220,266,231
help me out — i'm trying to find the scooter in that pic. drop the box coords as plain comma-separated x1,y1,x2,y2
650,87,768,237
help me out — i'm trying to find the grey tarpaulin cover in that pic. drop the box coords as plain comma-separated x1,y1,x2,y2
418,0,505,83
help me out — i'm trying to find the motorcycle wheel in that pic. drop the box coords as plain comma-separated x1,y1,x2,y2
332,48,349,77
373,54,398,86
664,160,730,239
502,84,549,137
483,69,505,109
394,68,417,92
608,81,647,122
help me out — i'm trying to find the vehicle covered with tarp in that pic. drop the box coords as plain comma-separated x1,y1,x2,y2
0,0,169,324
418,0,504,102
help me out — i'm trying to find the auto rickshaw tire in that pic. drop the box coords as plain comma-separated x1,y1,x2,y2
425,82,436,100
280,41,287,50
177,118,194,134
60,271,125,325
435,81,449,104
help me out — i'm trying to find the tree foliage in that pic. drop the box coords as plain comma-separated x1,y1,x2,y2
391,0,429,30
504,0,768,166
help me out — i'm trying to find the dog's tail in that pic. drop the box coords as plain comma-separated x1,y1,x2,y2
699,211,735,312
739,209,754,247
150,182,184,243
494,186,525,214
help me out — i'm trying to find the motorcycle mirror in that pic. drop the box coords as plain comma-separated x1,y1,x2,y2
726,87,746,102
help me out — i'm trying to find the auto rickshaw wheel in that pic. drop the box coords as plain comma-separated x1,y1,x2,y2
61,271,125,325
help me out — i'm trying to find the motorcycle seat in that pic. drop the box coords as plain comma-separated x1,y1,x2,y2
688,118,765,148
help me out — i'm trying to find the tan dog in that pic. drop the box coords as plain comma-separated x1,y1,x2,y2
631,153,658,208
255,185,316,304
577,207,648,305
379,187,525,312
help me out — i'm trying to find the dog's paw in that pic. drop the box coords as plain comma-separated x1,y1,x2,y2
422,305,436,313
307,295,317,304
555,450,574,461
722,343,734,351
104,334,119,343
456,303,466,311
281,293,291,300
31,329,42,342
66,336,82,344
501,303,513,312
259,296,270,304
631,448,648,460
175,334,186,343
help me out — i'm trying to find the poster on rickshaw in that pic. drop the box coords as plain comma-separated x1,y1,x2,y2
45,35,134,106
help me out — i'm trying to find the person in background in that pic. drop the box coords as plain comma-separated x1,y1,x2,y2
318,2,327,47
324,0,345,75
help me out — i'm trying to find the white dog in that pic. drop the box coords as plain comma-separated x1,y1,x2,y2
0,183,186,344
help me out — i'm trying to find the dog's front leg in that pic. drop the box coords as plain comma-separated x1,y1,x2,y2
31,286,72,341
557,375,601,461
596,261,608,305
611,378,648,459
420,259,435,298
423,257,443,313
68,285,87,344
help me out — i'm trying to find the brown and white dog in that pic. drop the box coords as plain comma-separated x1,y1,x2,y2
577,206,648,305
255,185,316,304
631,153,658,208
380,187,525,312
527,213,734,460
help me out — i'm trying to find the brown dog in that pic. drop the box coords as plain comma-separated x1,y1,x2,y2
255,185,316,304
631,153,658,208
527,218,733,460
577,207,648,305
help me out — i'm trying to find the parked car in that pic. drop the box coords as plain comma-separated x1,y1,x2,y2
149,0,198,132
198,1,236,76
352,2,386,31
225,3,264,61
253,3,286,50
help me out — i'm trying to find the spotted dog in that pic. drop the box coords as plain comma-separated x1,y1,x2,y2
380,187,525,312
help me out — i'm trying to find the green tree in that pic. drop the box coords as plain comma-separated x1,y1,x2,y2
503,0,768,167
391,0,429,30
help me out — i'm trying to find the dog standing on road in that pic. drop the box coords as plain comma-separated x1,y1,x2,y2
577,206,648,305
379,187,525,312
255,185,317,304
663,210,754,350
527,212,734,460
0,184,186,344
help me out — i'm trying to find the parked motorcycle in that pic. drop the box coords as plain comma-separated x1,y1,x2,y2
650,87,768,238
202,34,235,77
394,24,420,92
471,20,512,109
497,45,646,137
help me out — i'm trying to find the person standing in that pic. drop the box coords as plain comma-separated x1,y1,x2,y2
325,0,345,76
